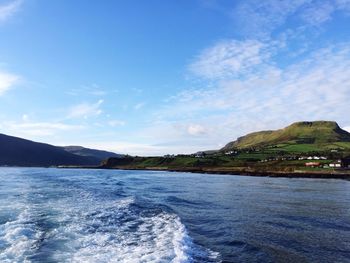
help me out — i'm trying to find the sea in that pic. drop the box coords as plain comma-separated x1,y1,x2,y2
0,168,349,263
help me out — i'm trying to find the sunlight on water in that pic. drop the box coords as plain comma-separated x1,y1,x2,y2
1,168,350,262
0,168,220,263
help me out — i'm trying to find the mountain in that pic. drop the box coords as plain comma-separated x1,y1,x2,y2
222,121,350,151
62,146,122,162
0,133,108,167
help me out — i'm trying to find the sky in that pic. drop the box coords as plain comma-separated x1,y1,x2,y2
0,0,350,155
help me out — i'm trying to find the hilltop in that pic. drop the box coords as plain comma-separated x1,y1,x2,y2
102,121,350,178
221,121,350,152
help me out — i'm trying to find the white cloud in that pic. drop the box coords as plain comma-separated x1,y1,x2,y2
230,0,350,38
301,1,335,25
187,124,206,136
344,126,350,133
67,84,108,97
3,120,84,137
89,89,106,96
303,0,350,26
336,0,350,12
68,99,103,119
59,140,208,156
0,71,19,95
21,114,29,121
134,102,145,110
85,141,164,156
232,0,309,38
189,40,269,79
0,0,22,22
108,120,125,127
148,44,350,151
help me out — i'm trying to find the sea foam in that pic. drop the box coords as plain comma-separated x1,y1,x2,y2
50,196,219,263
0,206,42,262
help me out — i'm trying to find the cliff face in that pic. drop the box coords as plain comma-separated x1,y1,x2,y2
222,121,350,150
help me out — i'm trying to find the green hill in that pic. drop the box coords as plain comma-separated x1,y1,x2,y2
102,120,350,175
222,121,350,152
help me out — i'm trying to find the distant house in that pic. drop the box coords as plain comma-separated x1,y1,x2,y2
303,156,327,161
328,159,350,168
305,162,321,167
329,160,342,168
194,152,206,158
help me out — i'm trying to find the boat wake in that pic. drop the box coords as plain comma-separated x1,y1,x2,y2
1,192,220,263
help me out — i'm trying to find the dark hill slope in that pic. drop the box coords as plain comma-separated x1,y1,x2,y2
0,133,98,166
222,121,350,150
62,146,122,162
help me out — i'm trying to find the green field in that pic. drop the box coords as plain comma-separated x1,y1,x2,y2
222,121,350,151
103,121,350,173
263,142,350,153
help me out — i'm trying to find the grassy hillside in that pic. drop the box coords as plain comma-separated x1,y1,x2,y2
101,154,347,175
222,121,350,151
102,121,350,175
102,155,247,169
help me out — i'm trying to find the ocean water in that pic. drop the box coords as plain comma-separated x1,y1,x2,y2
0,168,350,263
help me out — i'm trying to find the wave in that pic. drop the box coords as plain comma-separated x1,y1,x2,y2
0,206,43,262
0,170,221,263
51,196,220,262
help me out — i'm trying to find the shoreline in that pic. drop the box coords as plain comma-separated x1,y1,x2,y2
98,166,350,179
4,165,348,179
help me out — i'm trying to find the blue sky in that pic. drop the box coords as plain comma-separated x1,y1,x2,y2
0,0,350,155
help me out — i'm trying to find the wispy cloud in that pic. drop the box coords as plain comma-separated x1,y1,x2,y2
301,1,335,25
66,84,108,97
0,0,22,23
189,40,270,79
0,71,19,95
187,124,206,136
82,141,165,156
127,0,350,154
134,102,145,110
64,140,208,156
67,99,103,119
108,120,125,127
232,0,309,38
231,0,350,38
2,120,84,137
146,43,350,152
301,0,350,25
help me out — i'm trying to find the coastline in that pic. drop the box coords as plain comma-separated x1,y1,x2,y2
86,165,350,179
2,164,349,179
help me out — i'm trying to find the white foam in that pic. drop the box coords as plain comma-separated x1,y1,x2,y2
49,197,220,263
0,177,220,263
0,206,42,263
